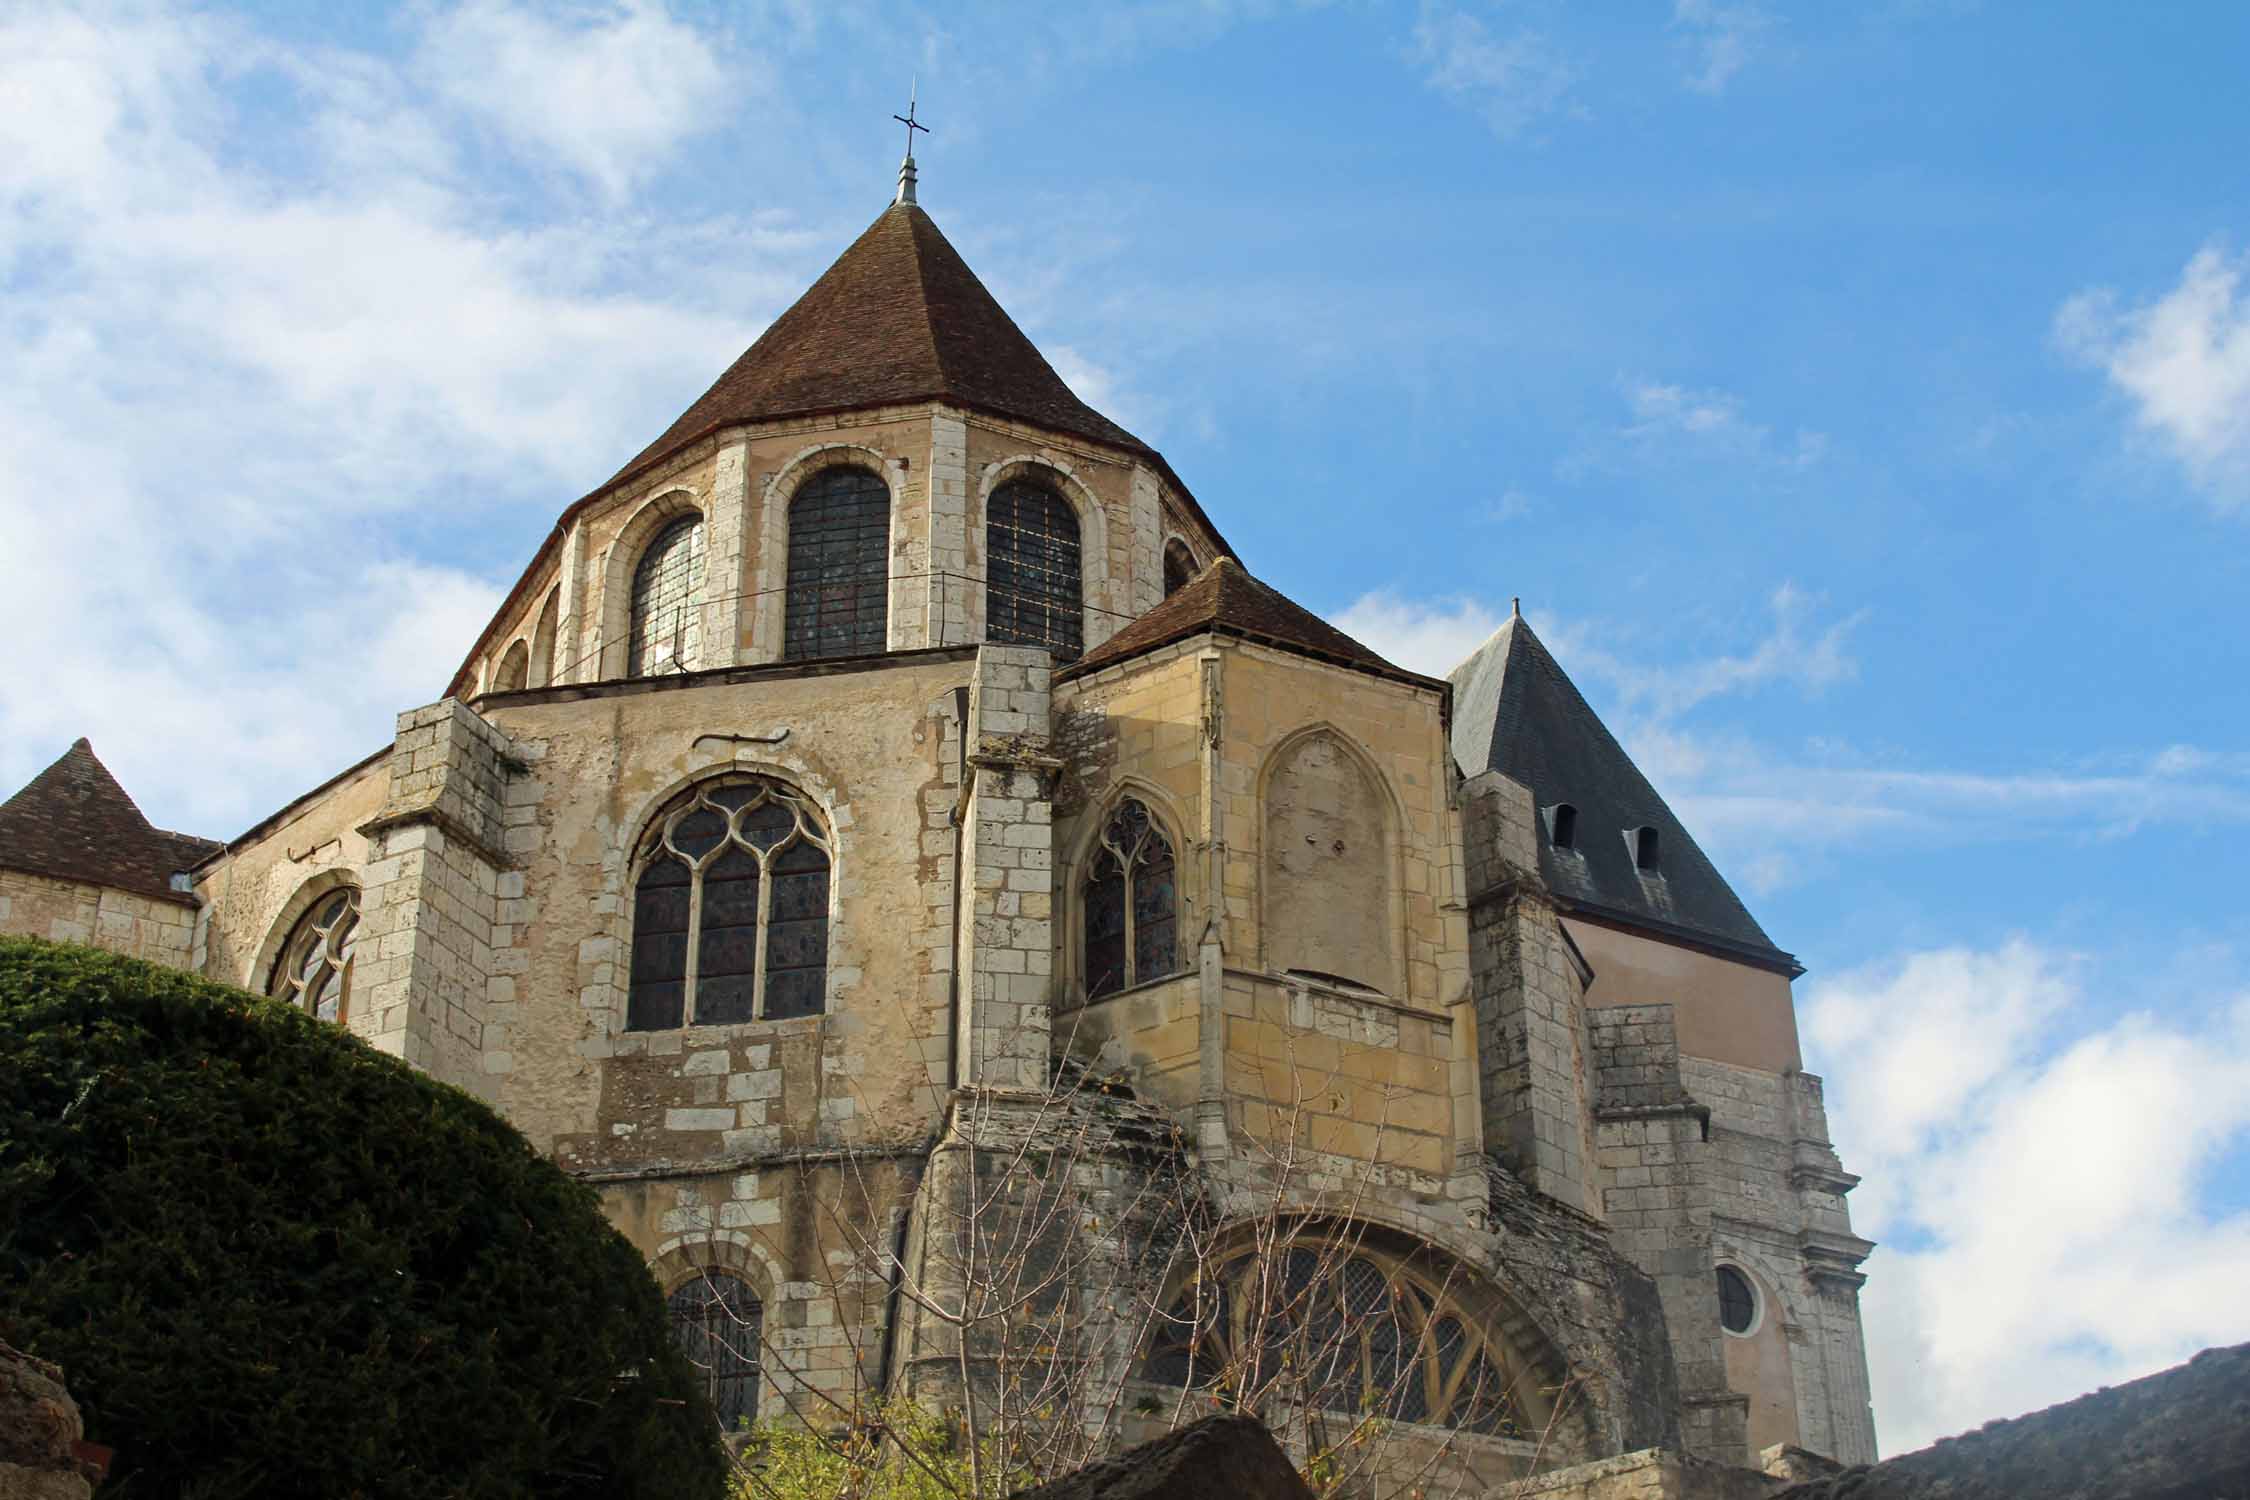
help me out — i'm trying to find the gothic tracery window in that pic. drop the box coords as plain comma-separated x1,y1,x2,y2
628,777,831,1029
668,1272,761,1431
785,465,890,660
1082,798,1179,999
1141,1242,1536,1439
986,480,1082,661
268,887,360,1023
628,513,706,677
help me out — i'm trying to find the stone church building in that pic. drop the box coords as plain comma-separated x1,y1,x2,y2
1,155,1876,1487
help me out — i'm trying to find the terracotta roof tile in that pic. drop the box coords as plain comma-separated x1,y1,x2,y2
1060,557,1421,684
607,202,1147,489
0,740,217,905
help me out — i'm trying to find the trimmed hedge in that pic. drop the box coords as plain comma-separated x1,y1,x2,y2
0,937,727,1499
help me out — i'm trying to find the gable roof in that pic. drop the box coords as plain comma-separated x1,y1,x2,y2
1059,556,1431,687
1449,615,1796,973
607,200,1147,489
0,739,218,905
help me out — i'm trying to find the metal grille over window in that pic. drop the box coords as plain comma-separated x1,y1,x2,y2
628,513,706,677
785,466,890,660
667,1273,761,1432
627,777,830,1029
1081,798,1179,999
986,480,1082,661
1141,1241,1535,1439
268,888,359,1023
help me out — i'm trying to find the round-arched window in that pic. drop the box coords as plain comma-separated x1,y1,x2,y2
268,887,360,1023
628,513,706,677
986,479,1082,661
1142,1241,1546,1439
668,1271,761,1431
1716,1265,1758,1335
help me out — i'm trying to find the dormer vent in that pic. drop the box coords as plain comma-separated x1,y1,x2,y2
1550,803,1578,850
1633,825,1660,872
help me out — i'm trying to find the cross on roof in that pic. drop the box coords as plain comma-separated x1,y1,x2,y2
893,81,930,157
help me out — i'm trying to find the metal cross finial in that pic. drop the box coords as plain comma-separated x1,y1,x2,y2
893,78,930,158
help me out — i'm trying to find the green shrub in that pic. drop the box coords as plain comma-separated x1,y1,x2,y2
0,936,727,1500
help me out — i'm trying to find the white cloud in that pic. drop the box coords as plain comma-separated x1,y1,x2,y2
1671,0,1771,94
0,2,797,833
416,0,735,201
1622,379,1827,470
1330,594,1512,680
2057,243,2250,513
1805,941,2250,1453
1405,4,1579,140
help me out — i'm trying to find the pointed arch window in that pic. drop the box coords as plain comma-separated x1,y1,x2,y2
628,513,705,677
785,465,890,660
268,887,360,1024
1141,1240,1541,1440
1082,798,1179,999
628,777,831,1029
986,480,1082,661
668,1272,761,1431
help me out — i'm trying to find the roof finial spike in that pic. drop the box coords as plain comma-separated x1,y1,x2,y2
1512,596,1522,620
892,78,930,207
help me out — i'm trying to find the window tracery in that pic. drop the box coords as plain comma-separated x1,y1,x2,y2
1082,798,1179,999
668,1272,761,1431
1141,1241,1535,1439
785,465,890,660
628,513,706,677
627,777,831,1029
268,887,359,1023
986,480,1082,661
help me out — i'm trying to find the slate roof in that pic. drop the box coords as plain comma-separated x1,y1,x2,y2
1059,557,1428,686
607,200,1148,490
1448,615,1796,972
0,739,218,905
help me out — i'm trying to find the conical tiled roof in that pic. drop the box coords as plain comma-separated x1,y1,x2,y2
1449,616,1796,972
607,201,1148,491
1060,557,1422,684
0,739,218,905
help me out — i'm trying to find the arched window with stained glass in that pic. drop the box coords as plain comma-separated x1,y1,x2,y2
784,465,890,661
1140,1239,1547,1441
667,1271,761,1432
628,512,706,677
268,886,360,1024
986,480,1082,661
627,776,831,1029
1081,797,1179,1000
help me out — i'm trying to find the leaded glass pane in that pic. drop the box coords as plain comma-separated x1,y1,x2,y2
668,1273,761,1432
628,514,705,677
1083,848,1126,999
694,845,760,1026
785,466,890,660
986,481,1081,661
628,857,691,1031
763,838,829,1020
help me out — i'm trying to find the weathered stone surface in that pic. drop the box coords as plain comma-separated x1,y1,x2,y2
1010,1415,1311,1500
0,1341,97,1500
1771,1342,2250,1500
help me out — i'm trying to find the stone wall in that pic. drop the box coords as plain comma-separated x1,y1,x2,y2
0,869,192,968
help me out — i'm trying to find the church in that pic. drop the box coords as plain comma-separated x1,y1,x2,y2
0,149,1876,1490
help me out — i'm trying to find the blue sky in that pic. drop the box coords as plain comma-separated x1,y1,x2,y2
5,0,2247,1457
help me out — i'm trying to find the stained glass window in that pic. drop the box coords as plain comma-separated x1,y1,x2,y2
785,466,890,660
668,1272,761,1431
986,481,1081,661
268,888,359,1024
1141,1242,1535,1439
627,777,830,1028
1081,798,1179,999
628,513,705,677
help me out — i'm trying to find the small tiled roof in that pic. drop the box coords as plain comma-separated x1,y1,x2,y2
0,739,217,905
606,200,1147,490
1060,556,1423,684
1449,615,1796,972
